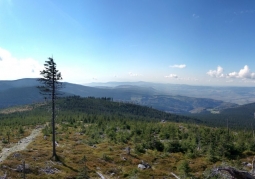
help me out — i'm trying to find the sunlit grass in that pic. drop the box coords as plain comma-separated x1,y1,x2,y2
0,121,255,178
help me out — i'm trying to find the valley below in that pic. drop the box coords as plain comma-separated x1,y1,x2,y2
1,79,254,115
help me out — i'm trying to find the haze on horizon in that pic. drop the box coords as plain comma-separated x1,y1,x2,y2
0,0,255,86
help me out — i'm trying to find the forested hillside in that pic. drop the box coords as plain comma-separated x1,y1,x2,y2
189,102,255,129
0,79,238,115
0,97,255,178
0,87,43,108
0,96,200,125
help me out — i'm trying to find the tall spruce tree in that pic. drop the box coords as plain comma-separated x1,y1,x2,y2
38,57,62,160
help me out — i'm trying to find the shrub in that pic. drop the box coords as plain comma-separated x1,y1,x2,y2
165,140,183,153
177,160,190,177
135,144,146,154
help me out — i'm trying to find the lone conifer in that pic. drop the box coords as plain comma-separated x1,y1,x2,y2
38,57,62,160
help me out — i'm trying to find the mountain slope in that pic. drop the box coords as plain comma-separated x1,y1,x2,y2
0,79,237,114
189,102,255,128
0,86,44,108
0,78,40,91
139,95,237,114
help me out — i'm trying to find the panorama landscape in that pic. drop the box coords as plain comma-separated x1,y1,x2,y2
1,0,255,178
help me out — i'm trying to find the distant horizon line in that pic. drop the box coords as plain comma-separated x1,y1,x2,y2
0,77,254,88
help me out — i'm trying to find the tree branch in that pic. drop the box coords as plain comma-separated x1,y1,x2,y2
170,172,180,179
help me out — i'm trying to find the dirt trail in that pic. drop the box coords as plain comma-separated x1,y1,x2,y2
0,127,43,162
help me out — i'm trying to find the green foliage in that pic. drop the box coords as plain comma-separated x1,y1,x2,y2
185,149,197,159
177,160,190,177
102,153,112,162
42,125,51,136
143,139,164,152
2,139,8,144
189,102,255,129
206,144,217,162
165,140,183,153
18,126,24,135
135,144,146,154
76,167,89,179
1,96,254,162
1,96,255,178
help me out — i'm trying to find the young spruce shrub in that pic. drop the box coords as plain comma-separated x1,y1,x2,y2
177,160,190,177
135,144,145,154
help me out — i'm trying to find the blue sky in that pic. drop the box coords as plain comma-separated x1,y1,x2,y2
0,0,255,86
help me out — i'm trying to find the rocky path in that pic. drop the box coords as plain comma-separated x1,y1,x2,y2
0,126,43,162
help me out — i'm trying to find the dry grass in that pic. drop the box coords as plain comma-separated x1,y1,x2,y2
0,124,253,179
0,103,46,114
0,126,33,151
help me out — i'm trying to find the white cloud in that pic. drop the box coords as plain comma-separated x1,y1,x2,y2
169,64,186,69
227,65,255,79
0,47,42,80
165,74,178,78
206,66,224,78
227,71,238,78
207,65,255,80
239,65,250,78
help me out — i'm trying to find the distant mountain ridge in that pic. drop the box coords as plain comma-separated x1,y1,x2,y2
85,81,255,105
0,78,40,91
0,78,240,114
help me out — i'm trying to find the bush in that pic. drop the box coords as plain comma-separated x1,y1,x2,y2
177,160,190,177
102,153,112,162
135,144,146,154
2,140,8,144
77,167,89,179
18,126,24,134
165,140,183,153
153,140,164,152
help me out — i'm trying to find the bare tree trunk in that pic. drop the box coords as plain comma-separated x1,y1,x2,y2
197,133,201,150
227,118,229,137
170,172,180,179
52,64,57,160
217,166,255,179
22,160,26,179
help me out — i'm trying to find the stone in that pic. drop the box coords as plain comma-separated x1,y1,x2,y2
13,153,21,158
16,164,30,173
138,164,146,170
